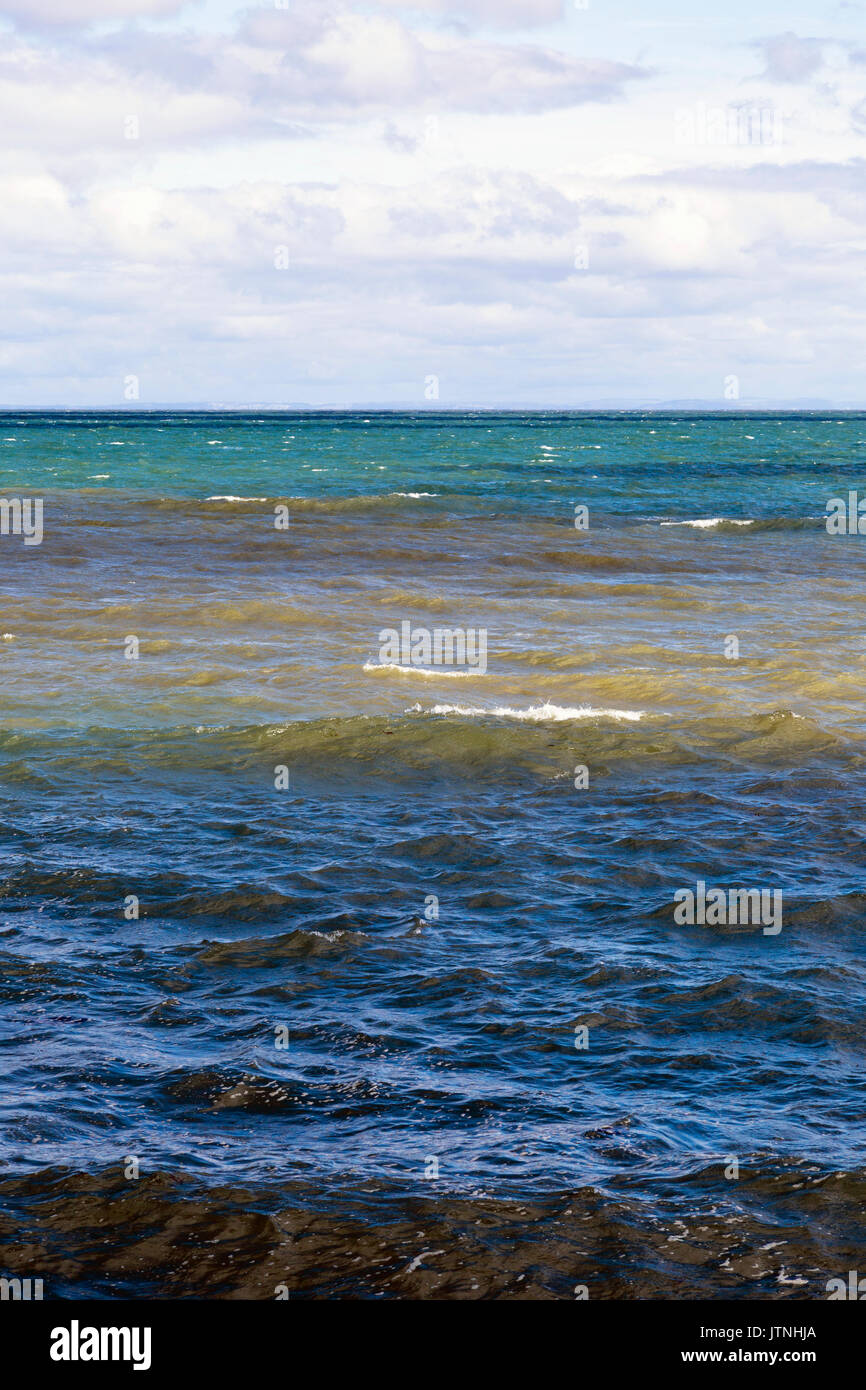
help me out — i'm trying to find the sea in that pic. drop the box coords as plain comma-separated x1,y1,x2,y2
1,409,865,1298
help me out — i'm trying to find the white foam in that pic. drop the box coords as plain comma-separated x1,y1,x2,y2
660,518,752,528
405,1249,446,1274
390,492,438,498
365,661,480,678
408,701,643,721
206,495,268,502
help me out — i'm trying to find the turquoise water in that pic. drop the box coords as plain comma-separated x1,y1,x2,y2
2,409,864,517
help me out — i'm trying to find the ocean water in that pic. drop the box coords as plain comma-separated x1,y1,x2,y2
2,410,866,1299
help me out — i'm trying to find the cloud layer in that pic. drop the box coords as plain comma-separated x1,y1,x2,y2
0,0,189,25
0,3,864,404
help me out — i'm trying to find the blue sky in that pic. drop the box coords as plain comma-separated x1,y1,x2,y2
0,0,864,405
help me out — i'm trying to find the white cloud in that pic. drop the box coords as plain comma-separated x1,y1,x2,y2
0,0,864,403
0,0,191,26
369,0,566,29
235,9,644,116
756,31,827,82
0,10,645,191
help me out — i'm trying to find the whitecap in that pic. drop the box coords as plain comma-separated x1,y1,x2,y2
407,701,643,721
660,518,752,528
365,661,480,679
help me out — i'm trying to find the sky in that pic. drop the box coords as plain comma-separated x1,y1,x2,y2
0,0,864,406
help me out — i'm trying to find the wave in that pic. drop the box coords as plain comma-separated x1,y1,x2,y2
0,708,853,788
194,928,368,964
3,1161,864,1298
660,518,753,529
272,492,448,514
658,516,818,532
363,661,481,679
407,701,644,721
97,492,455,515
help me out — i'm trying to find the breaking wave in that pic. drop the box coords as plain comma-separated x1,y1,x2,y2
407,701,644,721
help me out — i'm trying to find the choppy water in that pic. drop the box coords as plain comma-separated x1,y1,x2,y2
2,411,866,1299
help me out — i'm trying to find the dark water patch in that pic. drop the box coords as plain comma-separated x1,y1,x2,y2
193,927,370,967
2,1163,864,1299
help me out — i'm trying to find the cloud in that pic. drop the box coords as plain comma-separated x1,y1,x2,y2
236,9,645,115
0,1,863,404
0,0,192,26
0,38,266,169
0,6,644,175
369,0,566,28
756,31,826,82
